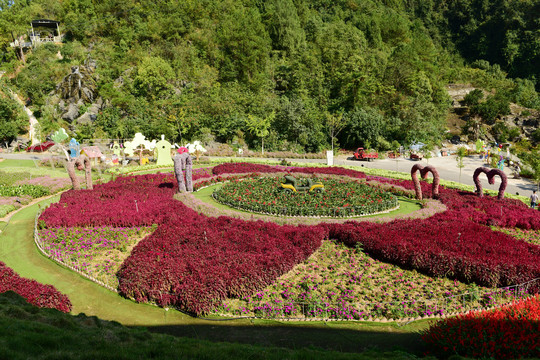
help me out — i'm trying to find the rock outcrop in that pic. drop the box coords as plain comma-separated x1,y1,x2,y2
54,61,103,125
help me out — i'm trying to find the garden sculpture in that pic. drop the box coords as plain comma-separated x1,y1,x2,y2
411,164,440,200
66,155,93,190
124,133,156,165
155,135,174,166
51,128,69,144
68,138,80,158
473,167,507,200
280,175,324,193
112,141,122,158
173,147,193,193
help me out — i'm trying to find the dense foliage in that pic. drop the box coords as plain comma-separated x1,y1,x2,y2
0,261,72,312
422,295,540,359
1,0,538,151
0,94,26,143
213,176,398,217
0,184,49,198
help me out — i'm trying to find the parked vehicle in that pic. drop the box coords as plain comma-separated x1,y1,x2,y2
353,147,378,161
410,152,423,161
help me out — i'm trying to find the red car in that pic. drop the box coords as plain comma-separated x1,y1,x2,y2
26,141,55,152
353,147,378,161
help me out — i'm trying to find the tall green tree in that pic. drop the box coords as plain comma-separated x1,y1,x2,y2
246,111,274,154
0,95,25,143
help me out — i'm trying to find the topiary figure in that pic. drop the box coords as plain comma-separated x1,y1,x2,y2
66,155,92,190
173,147,193,193
411,164,440,200
473,167,507,200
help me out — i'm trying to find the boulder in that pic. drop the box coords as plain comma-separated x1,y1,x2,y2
75,112,93,125
62,103,79,122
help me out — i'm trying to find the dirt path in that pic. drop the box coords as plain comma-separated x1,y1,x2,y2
3,86,40,145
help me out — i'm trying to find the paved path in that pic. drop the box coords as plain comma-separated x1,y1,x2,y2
276,154,537,197
3,152,537,196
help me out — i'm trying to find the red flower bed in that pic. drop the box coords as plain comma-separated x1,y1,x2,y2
434,191,540,230
212,162,283,175
38,163,540,315
0,261,72,313
117,216,326,314
422,295,540,359
374,177,540,230
40,174,180,227
328,218,540,289
212,162,367,179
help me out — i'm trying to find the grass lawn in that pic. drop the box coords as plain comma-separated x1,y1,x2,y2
0,291,431,360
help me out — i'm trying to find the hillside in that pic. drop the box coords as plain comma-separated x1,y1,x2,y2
1,291,424,359
0,0,538,154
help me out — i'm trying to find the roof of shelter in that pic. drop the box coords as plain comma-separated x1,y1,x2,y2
81,146,103,158
31,19,60,28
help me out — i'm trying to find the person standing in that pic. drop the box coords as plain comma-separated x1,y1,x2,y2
530,191,539,209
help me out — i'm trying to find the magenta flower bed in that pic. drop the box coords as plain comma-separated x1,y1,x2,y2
374,178,540,230
212,162,368,179
38,163,540,315
40,174,181,227
0,261,72,312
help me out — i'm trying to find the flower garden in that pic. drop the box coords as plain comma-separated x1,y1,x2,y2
0,169,71,218
2,161,539,358
213,176,398,217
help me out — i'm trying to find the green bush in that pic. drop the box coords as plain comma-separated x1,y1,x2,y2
0,185,50,198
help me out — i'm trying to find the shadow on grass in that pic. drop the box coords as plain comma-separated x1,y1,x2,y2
137,322,426,355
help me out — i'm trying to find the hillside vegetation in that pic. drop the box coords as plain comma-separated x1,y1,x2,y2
0,0,538,153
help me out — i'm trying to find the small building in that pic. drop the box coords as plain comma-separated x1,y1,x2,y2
81,146,103,166
10,19,63,49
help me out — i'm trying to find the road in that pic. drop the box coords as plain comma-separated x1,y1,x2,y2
284,154,537,197
2,151,537,197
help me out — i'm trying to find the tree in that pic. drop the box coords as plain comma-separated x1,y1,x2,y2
343,107,383,149
456,146,468,184
325,110,347,153
246,112,274,155
133,56,175,99
521,151,540,191
0,96,25,144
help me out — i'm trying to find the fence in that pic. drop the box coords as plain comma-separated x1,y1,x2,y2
33,211,118,293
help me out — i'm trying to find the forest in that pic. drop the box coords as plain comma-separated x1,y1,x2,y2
0,0,538,154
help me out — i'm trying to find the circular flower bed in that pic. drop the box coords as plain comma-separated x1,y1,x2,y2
212,176,398,217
